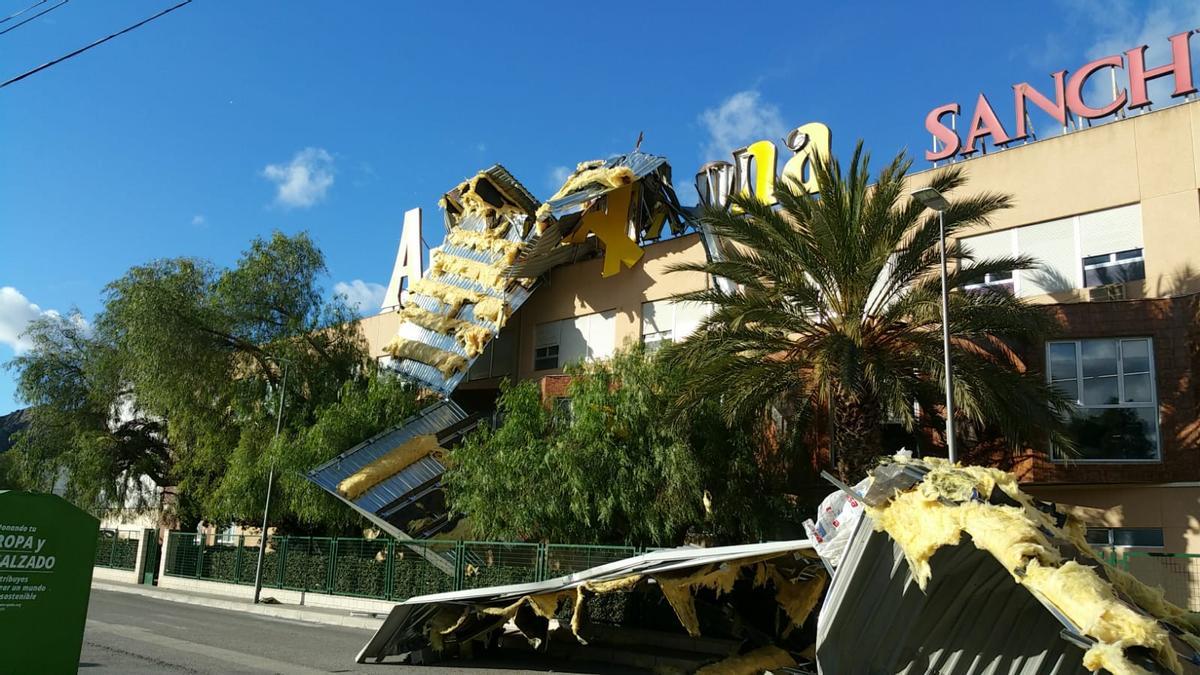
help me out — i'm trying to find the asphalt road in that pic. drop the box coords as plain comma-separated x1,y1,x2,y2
81,589,622,674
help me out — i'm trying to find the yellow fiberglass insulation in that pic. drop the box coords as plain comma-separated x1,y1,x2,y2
398,304,494,358
383,337,467,378
472,296,510,328
452,173,531,222
694,645,797,675
545,164,636,203
445,228,522,263
430,251,510,292
408,278,484,314
406,280,510,328
755,565,828,633
453,323,492,359
398,304,469,335
335,434,441,500
867,458,1195,675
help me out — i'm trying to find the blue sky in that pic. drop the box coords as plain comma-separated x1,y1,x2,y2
2,0,1197,414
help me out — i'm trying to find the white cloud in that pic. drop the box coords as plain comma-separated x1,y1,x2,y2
262,147,335,209
1073,0,1200,59
191,214,206,226
547,165,571,193
0,287,60,353
334,280,386,314
1061,0,1200,106
698,90,787,161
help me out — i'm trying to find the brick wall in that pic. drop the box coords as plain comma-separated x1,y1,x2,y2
1011,294,1199,485
538,375,572,402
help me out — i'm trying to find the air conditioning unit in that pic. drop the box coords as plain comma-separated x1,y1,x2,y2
1088,283,1126,302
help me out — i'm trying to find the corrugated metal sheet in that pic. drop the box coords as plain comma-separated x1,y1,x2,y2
382,175,541,397
538,152,668,220
356,539,820,663
506,151,690,280
305,400,467,537
817,518,1092,675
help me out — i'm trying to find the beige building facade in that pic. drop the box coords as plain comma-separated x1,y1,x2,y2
360,100,1200,553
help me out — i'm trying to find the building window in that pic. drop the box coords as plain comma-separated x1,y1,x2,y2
534,311,616,371
641,299,712,350
961,204,1144,297
962,270,1015,294
1085,527,1164,548
1082,248,1145,287
534,344,559,371
643,330,672,353
1048,338,1159,461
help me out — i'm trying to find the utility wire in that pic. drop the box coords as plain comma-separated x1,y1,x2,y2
0,0,47,25
0,0,68,37
1,0,191,89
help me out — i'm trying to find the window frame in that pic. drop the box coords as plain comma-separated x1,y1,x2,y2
533,344,560,372
961,270,1016,294
1047,337,1160,463
1082,247,1146,288
1084,527,1164,549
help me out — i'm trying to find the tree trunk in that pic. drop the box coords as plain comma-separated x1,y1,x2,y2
832,398,884,482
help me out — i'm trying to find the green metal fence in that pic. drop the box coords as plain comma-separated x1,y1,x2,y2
156,534,1200,610
94,529,140,570
1119,551,1200,611
161,532,645,601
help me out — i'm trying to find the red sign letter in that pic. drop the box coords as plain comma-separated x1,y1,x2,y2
1012,70,1067,140
1126,31,1197,109
925,103,961,161
963,93,1011,155
1067,55,1126,119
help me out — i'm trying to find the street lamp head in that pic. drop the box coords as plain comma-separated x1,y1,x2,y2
911,186,950,211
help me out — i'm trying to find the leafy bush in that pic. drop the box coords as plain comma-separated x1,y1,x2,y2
392,553,455,599
94,535,139,570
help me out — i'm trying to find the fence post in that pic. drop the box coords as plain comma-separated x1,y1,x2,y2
327,537,338,593
196,533,206,576
233,534,243,584
454,541,464,591
277,536,287,588
385,539,395,600
537,543,547,581
109,532,117,568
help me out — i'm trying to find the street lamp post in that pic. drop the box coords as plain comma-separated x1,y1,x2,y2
910,187,958,464
253,359,288,604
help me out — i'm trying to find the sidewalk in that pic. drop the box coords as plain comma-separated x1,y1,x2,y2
91,579,389,630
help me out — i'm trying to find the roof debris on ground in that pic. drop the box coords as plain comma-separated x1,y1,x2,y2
353,456,1200,674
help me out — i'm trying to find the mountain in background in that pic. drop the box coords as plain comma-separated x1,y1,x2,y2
0,408,29,454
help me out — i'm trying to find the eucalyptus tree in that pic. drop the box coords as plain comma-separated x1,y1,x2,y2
8,232,414,530
666,144,1075,480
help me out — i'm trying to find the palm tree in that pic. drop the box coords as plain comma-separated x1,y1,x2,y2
666,143,1075,480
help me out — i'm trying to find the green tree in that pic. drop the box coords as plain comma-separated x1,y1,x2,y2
7,231,412,530
445,347,788,547
666,144,1075,480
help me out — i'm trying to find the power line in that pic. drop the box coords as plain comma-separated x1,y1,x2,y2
0,0,68,37
0,0,47,25
1,0,192,89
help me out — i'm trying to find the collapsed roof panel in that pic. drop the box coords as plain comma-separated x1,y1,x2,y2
355,539,824,667
305,399,475,539
382,165,541,396
829,458,1200,675
507,151,691,280
346,456,1200,673
380,152,690,395
818,520,1093,674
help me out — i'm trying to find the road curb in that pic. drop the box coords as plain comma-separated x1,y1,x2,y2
92,582,386,630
